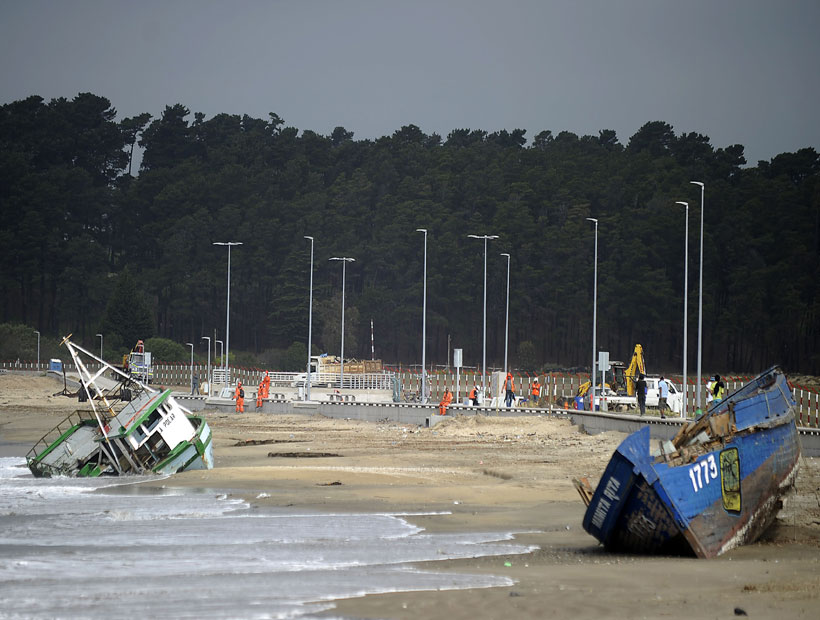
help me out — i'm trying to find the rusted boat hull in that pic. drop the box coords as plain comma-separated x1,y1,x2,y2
581,367,801,558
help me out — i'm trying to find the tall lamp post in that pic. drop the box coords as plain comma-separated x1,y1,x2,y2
201,336,211,391
586,218,598,411
304,236,314,401
35,330,40,371
500,253,511,375
186,342,194,394
675,201,690,418
213,241,242,385
467,234,498,397
690,181,705,411
329,257,355,389
96,333,103,362
416,228,428,403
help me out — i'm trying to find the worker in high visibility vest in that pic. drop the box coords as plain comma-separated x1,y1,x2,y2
713,375,726,403
234,381,245,413
256,379,264,409
504,372,515,407
469,386,478,406
531,378,541,405
439,389,453,415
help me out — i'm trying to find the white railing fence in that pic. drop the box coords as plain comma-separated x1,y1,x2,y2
3,360,818,427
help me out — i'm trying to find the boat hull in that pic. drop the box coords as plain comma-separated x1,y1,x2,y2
581,367,801,558
26,337,215,478
152,416,214,475
27,408,215,478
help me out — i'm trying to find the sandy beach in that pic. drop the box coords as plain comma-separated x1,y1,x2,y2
2,372,819,619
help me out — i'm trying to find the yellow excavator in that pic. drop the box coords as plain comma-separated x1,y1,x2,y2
621,343,646,396
576,344,645,398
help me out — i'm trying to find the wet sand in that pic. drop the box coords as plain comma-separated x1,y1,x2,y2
2,373,819,619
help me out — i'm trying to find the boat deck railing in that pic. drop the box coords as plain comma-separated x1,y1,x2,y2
25,410,97,464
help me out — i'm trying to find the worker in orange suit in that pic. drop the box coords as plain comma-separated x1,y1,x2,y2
256,379,264,409
531,377,541,405
262,371,270,398
234,380,245,413
439,389,453,416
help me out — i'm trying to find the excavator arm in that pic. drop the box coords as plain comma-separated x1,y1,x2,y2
624,344,646,396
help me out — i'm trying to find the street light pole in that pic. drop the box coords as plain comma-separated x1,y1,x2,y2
201,336,211,391
675,201,690,418
186,342,194,394
329,257,355,389
213,241,242,385
468,234,499,397
304,236,314,401
500,253,511,375
690,181,705,412
35,330,40,371
416,228,428,403
96,333,103,362
586,218,598,412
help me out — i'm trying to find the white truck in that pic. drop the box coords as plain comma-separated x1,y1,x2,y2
122,340,153,384
602,376,683,415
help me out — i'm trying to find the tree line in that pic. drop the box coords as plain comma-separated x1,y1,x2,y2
1,93,818,374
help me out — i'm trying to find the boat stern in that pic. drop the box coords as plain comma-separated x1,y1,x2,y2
583,426,689,555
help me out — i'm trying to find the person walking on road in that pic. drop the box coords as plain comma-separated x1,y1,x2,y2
658,376,669,419
636,373,647,417
504,372,515,408
234,380,245,413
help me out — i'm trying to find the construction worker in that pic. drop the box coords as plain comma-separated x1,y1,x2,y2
234,380,245,413
262,371,271,398
504,372,515,407
713,375,726,404
469,385,478,406
439,389,452,415
256,379,264,409
531,377,541,405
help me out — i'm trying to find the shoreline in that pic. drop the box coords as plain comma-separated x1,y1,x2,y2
2,373,819,619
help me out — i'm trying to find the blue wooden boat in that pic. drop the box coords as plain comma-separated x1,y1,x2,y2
576,366,801,558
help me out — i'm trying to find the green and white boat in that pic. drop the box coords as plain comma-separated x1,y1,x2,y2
26,336,213,478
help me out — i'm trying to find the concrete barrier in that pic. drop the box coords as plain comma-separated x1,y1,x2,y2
176,394,820,458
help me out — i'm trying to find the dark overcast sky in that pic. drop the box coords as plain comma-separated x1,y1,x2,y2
2,0,818,164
